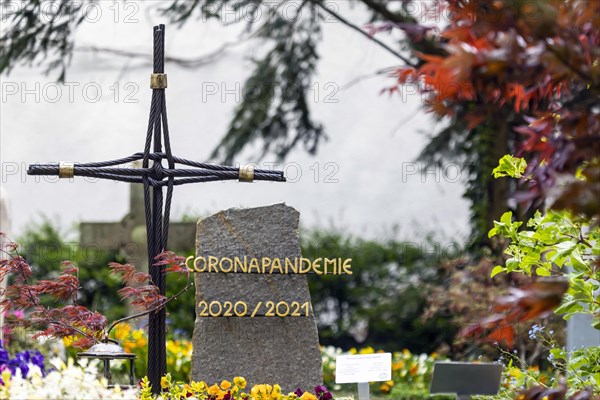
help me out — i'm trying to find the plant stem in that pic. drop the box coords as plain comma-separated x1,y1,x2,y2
106,280,193,336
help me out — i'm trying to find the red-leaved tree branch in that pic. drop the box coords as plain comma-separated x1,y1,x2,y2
0,233,191,349
385,0,599,218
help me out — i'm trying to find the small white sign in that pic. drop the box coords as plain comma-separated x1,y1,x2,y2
335,353,392,384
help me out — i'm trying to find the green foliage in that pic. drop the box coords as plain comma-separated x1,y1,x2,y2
422,256,560,363
16,219,126,322
15,219,197,336
0,0,95,81
303,229,456,352
489,209,600,326
488,153,600,395
492,156,527,179
548,345,600,391
388,389,456,400
323,347,443,395
15,218,461,350
207,5,325,163
489,324,600,397
2,326,53,360
388,389,429,400
165,258,196,335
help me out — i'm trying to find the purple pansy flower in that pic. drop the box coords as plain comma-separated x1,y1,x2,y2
315,385,333,400
0,340,45,385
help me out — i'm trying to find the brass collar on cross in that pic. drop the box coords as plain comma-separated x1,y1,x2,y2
150,74,168,89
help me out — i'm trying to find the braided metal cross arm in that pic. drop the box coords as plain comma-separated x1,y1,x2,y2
27,153,286,187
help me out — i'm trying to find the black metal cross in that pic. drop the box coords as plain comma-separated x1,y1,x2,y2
27,25,285,393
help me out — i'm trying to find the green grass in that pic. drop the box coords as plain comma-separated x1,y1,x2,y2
332,392,387,400
332,392,502,400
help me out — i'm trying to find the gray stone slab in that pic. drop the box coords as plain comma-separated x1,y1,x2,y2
79,183,195,270
191,203,323,392
567,314,600,351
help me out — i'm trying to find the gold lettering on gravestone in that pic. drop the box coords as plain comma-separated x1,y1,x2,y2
220,257,233,273
186,256,352,275
271,258,283,274
197,301,311,318
286,258,298,273
324,258,336,274
190,255,350,318
235,257,246,273
248,258,260,273
262,257,271,273
208,256,218,272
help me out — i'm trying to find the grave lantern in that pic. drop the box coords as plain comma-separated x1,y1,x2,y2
77,338,137,387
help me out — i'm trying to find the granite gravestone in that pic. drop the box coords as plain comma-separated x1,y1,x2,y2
191,203,323,391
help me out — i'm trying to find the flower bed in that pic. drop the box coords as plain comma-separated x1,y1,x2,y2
322,346,442,396
2,340,338,400
145,374,335,400
1,349,137,399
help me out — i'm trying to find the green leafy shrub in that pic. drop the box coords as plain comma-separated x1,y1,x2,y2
389,389,457,400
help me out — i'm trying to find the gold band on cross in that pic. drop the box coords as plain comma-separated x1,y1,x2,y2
150,74,168,89
59,162,75,178
239,165,254,182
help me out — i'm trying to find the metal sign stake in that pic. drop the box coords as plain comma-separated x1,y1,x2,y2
357,382,370,400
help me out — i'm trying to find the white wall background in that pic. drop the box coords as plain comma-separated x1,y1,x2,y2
0,1,469,244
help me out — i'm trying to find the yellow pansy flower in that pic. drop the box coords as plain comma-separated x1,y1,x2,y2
508,367,523,379
271,384,282,399
131,329,145,340
114,323,132,340
379,383,391,393
392,361,405,371
261,384,273,397
191,381,207,392
208,384,221,396
1,370,11,386
299,393,317,400
234,376,247,389
221,380,232,390
180,384,193,397
409,364,419,376
160,376,169,389
63,335,77,347
251,384,274,399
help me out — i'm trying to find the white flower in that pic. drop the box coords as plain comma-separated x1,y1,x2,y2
4,357,139,400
